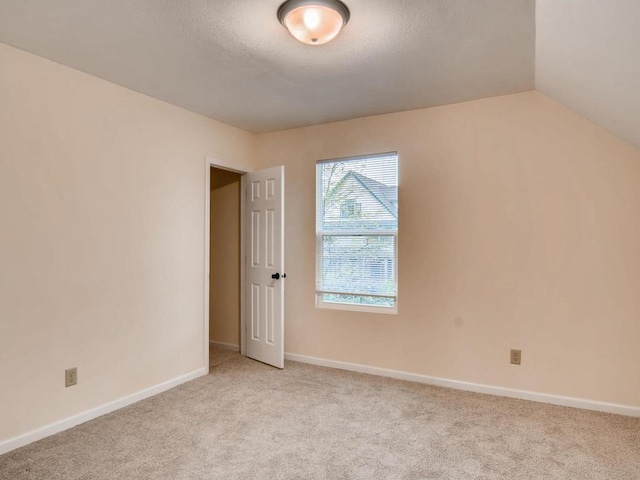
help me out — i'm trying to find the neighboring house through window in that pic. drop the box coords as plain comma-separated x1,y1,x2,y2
316,152,398,312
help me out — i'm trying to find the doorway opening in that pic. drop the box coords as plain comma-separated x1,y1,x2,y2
204,158,285,371
208,166,243,370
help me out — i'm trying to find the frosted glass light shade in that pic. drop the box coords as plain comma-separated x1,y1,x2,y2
278,0,350,46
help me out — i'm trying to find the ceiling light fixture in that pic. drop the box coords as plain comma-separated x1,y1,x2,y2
277,0,350,46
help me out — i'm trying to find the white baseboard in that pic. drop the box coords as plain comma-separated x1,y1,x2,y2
209,341,240,352
0,367,207,456
284,353,640,418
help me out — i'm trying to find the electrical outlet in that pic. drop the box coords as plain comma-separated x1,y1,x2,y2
65,367,77,387
510,349,521,365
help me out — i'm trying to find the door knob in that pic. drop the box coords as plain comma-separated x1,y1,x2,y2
271,273,287,280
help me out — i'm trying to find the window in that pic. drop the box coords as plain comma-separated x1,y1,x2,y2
316,152,398,312
340,199,361,218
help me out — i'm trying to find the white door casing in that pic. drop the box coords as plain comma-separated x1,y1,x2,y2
245,166,285,369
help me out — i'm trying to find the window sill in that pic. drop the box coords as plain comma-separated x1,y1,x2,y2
316,299,398,315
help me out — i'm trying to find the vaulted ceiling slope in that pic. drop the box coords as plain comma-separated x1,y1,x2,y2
0,0,535,133
536,0,640,149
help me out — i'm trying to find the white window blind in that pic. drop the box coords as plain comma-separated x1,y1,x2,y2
316,152,398,311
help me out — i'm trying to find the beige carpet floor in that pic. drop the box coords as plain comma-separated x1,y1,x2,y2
1,352,639,479
208,345,240,368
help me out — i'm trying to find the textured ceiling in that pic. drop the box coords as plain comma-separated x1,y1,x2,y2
536,0,640,149
0,0,535,133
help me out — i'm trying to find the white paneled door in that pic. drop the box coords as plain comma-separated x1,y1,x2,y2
245,166,285,369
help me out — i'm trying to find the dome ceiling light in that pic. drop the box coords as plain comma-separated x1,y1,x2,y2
277,0,350,46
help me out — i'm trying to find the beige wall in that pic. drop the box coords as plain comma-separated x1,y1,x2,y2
209,168,241,346
0,42,256,443
257,91,640,408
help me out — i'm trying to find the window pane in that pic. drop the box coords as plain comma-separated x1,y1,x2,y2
318,154,398,232
322,235,395,297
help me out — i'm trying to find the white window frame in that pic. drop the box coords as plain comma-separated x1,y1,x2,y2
315,152,398,315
